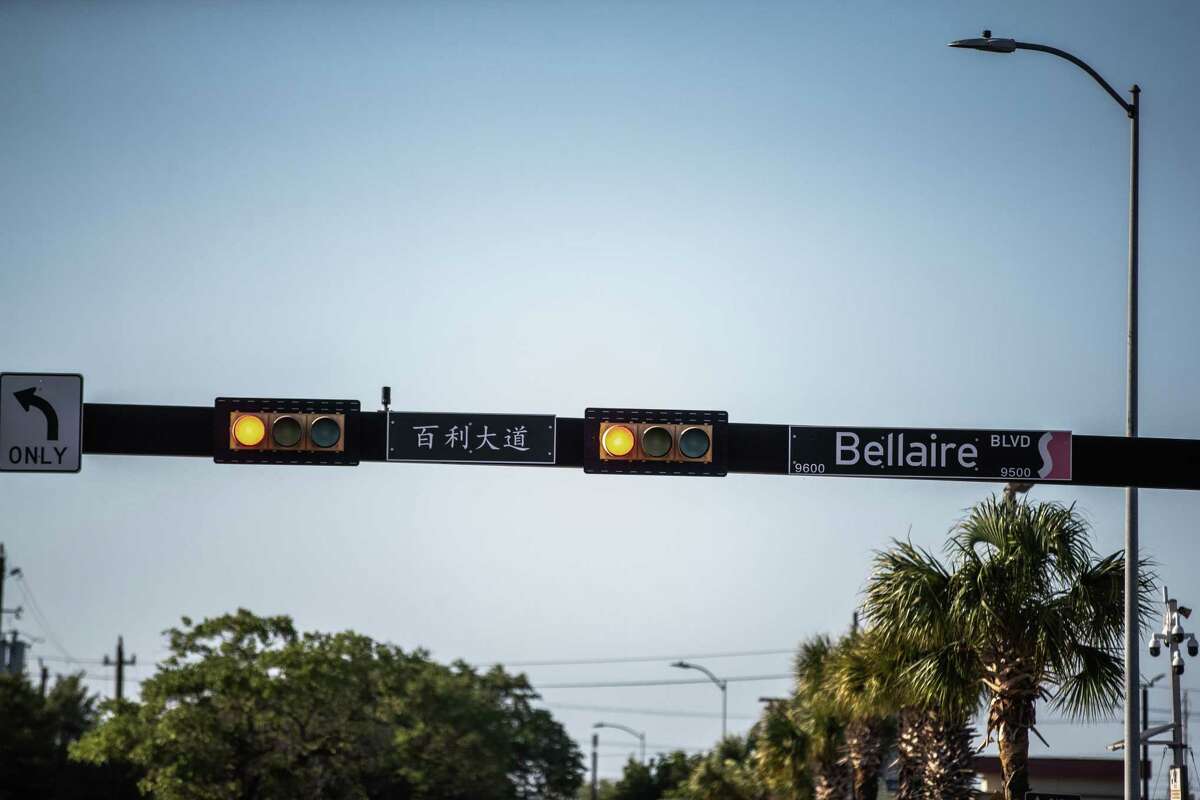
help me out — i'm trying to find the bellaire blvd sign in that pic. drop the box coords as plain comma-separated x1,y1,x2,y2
788,426,1072,482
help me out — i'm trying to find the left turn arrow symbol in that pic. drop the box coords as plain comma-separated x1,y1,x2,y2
14,387,59,441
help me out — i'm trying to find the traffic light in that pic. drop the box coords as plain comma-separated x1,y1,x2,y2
214,398,360,465
584,408,728,476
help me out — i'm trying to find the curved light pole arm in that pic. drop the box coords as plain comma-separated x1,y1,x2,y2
1013,42,1134,116
673,660,722,689
594,722,646,763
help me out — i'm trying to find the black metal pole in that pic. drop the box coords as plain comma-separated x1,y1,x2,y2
591,733,598,800
1143,682,1150,800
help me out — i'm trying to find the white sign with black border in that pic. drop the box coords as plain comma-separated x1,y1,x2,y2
0,372,84,473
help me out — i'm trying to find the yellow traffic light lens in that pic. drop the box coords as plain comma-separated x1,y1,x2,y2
272,416,303,448
641,426,673,458
679,426,710,459
309,416,341,448
601,425,635,457
232,414,266,447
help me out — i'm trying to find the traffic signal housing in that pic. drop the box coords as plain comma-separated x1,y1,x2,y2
584,408,728,476
214,398,360,465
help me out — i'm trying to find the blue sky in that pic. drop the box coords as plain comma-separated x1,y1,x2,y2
3,0,1199,777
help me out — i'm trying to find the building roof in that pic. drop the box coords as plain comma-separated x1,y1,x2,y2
973,756,1130,780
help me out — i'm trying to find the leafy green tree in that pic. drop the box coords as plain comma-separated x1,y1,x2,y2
0,671,135,800
72,609,583,800
600,750,702,800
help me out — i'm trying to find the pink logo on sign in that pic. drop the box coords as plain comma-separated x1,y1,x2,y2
1037,432,1072,480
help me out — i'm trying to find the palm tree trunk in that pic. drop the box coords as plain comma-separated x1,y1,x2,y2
990,690,1035,800
922,712,976,800
813,759,853,800
894,709,924,800
844,719,883,800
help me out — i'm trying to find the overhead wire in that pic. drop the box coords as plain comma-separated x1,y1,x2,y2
540,701,756,720
484,648,795,668
535,673,791,690
12,575,75,662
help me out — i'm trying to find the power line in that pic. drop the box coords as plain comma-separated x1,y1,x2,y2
535,673,791,690
40,655,107,666
485,648,795,668
542,701,755,720
12,576,74,662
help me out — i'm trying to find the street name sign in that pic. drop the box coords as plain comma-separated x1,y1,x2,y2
788,426,1072,482
0,372,83,473
387,412,556,465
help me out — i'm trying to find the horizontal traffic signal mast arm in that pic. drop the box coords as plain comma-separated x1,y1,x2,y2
78,404,1200,490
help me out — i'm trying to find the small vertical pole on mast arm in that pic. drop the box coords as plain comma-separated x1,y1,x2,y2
382,386,391,461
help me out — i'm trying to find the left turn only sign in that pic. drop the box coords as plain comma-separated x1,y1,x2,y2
0,373,83,473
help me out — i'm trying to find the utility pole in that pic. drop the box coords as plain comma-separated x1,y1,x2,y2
1147,587,1197,798
39,658,48,697
103,636,136,701
591,732,598,800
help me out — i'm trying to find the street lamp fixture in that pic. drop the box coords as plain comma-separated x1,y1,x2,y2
949,30,1140,800
671,660,728,739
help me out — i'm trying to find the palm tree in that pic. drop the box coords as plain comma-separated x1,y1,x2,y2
863,541,981,800
751,699,812,800
826,630,895,800
952,497,1155,799
867,497,1155,800
792,636,851,800
678,736,764,800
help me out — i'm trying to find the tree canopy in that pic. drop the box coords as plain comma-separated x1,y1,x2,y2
71,609,583,800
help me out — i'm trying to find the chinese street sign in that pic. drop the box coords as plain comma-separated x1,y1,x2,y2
788,426,1071,482
387,412,556,465
0,372,84,473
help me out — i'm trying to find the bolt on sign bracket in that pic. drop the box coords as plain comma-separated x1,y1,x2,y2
583,408,728,476
213,397,360,466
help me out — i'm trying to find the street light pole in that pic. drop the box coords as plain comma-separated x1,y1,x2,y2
671,660,728,740
949,32,1140,800
594,721,647,764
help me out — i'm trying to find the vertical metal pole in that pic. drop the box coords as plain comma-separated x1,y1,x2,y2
640,733,646,765
0,543,6,643
1143,682,1151,800
721,681,728,740
1124,83,1141,800
591,733,598,800
1167,594,1185,771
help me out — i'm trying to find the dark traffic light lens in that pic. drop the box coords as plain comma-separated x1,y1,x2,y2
272,416,303,448
678,427,710,459
641,426,673,458
309,417,341,448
